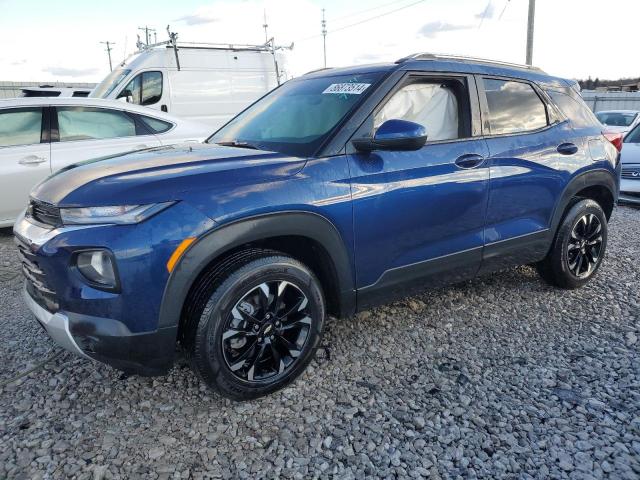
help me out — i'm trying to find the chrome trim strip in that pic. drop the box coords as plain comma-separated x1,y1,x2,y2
13,210,104,249
484,228,550,247
23,287,91,360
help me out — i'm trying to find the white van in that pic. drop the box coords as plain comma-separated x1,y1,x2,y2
89,42,287,129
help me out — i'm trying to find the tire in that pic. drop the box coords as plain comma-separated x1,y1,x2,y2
188,251,325,400
537,198,608,289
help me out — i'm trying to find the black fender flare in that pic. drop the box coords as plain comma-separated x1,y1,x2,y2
549,168,617,235
157,211,356,330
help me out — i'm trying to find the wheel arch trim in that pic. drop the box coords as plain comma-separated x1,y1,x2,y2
550,168,617,234
157,210,356,330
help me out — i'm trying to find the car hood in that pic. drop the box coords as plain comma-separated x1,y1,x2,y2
621,142,640,164
31,143,306,207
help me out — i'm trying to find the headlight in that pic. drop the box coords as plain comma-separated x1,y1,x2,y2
60,202,174,225
75,250,119,290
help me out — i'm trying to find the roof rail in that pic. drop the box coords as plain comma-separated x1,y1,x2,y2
304,67,332,75
396,53,544,73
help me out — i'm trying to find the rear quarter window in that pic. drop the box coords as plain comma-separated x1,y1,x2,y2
138,115,173,134
546,88,599,129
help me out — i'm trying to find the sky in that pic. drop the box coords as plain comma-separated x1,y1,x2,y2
0,0,637,84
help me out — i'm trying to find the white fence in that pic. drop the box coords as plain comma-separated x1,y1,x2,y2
581,90,640,112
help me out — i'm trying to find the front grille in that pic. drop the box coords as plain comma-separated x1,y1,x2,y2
14,234,59,312
29,199,62,227
621,167,640,180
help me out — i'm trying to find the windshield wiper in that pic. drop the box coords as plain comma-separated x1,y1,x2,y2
215,140,260,150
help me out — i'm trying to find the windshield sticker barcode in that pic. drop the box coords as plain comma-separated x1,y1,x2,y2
322,83,371,95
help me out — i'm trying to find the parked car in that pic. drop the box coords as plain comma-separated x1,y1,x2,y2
595,109,640,135
619,123,640,204
89,41,288,129
22,86,91,98
15,54,621,400
0,97,211,227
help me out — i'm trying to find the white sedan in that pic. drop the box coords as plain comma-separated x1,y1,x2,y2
0,97,212,227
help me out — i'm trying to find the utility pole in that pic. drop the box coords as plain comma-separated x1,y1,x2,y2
525,0,535,65
321,8,327,68
100,41,115,72
138,26,156,46
263,10,269,44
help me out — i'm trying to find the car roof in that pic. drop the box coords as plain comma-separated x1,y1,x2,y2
0,96,196,124
302,53,571,89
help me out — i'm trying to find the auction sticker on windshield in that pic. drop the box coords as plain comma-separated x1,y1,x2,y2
323,83,371,95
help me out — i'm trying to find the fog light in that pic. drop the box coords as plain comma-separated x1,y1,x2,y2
75,250,118,290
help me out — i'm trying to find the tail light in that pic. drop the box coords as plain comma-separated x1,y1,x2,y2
603,131,623,153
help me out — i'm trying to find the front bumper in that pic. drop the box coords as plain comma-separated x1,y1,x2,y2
23,286,91,359
620,173,640,204
13,205,214,376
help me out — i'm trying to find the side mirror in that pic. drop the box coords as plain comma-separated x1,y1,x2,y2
352,119,427,152
117,89,133,103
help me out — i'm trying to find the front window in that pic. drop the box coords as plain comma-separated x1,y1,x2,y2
208,72,384,157
117,71,163,106
0,108,43,147
595,111,637,127
90,69,131,98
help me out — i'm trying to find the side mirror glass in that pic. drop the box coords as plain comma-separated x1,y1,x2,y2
352,119,428,152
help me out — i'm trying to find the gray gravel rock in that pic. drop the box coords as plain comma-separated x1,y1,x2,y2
1,206,640,479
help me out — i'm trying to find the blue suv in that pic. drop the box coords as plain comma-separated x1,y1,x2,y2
14,54,621,399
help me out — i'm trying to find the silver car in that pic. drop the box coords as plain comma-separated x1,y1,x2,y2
620,124,640,205
595,110,640,136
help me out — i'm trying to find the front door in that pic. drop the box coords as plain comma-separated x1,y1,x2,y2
0,107,50,224
347,73,489,309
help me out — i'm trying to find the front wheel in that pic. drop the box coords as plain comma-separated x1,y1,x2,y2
189,252,325,400
537,199,608,289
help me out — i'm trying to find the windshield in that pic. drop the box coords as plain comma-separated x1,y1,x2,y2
595,111,637,127
90,69,131,98
624,124,640,143
208,72,383,157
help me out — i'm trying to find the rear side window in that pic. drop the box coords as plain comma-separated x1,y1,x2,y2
483,78,548,135
138,115,173,134
57,107,136,141
118,71,163,106
0,108,43,147
547,88,599,129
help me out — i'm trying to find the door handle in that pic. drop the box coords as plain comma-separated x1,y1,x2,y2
557,142,578,155
135,144,148,149
19,155,47,165
454,153,485,169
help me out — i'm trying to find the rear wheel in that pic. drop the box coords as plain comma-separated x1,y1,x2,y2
188,252,325,400
537,199,608,289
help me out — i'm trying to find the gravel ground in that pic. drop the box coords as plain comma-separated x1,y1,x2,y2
1,206,639,480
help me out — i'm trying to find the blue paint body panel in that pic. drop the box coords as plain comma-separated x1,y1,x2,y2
18,56,620,374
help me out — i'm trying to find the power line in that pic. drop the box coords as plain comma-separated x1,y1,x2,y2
329,0,417,23
498,0,511,20
296,0,428,43
477,0,492,29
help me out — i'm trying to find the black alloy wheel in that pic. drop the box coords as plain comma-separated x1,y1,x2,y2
566,213,603,278
221,280,312,383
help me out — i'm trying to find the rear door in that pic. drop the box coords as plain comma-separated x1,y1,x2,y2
0,106,51,223
477,76,573,272
50,106,162,172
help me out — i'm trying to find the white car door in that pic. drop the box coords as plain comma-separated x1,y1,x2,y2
0,107,51,225
50,106,161,173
